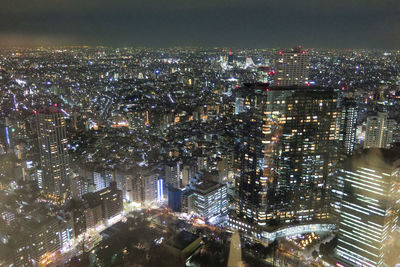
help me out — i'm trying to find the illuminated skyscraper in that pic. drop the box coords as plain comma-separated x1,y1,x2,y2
364,112,394,149
331,99,359,219
339,98,359,155
36,107,71,201
229,84,340,237
274,46,310,86
335,149,400,267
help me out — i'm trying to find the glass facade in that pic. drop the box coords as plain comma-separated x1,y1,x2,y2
336,149,400,267
233,84,340,232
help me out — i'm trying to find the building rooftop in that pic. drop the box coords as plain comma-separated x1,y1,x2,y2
349,148,400,169
193,180,223,195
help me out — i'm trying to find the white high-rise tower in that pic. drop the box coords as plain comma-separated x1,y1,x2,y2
364,112,394,149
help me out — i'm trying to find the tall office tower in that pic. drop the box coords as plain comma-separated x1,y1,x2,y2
274,46,310,86
331,98,359,219
339,98,359,155
335,149,400,267
36,107,71,202
230,84,340,236
364,112,394,149
190,180,228,224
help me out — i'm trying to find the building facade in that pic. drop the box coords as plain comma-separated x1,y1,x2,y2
364,112,394,149
274,47,310,86
36,107,71,202
335,149,400,267
191,180,227,224
339,98,359,155
231,84,340,237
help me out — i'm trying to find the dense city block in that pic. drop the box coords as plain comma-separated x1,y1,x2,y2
1,46,400,266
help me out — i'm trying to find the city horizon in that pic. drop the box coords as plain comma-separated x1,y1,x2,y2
1,0,399,49
1,44,399,50
1,1,399,266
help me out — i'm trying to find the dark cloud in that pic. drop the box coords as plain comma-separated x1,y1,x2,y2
0,0,399,48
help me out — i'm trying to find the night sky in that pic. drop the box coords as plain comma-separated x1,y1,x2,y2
0,0,399,49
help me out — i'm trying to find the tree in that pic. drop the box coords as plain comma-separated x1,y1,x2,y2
253,243,269,258
319,236,338,256
312,250,319,259
66,255,90,267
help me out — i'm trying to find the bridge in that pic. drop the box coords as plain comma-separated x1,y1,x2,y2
261,223,336,241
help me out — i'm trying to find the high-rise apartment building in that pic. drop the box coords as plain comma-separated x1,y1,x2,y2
339,98,359,155
230,84,340,237
335,149,400,267
126,167,159,204
331,99,359,219
165,161,181,188
364,112,394,149
36,107,70,202
274,46,310,86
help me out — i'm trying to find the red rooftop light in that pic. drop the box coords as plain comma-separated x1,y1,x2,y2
54,103,58,107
